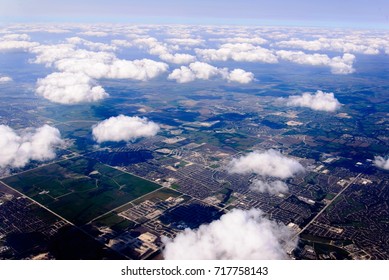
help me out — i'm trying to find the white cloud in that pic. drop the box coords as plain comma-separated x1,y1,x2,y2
159,53,196,64
165,38,205,47
78,31,109,37
274,37,381,55
134,37,196,64
226,69,254,84
66,37,117,52
54,56,168,81
31,43,169,103
228,149,304,179
111,39,133,48
0,40,39,52
250,180,288,195
92,115,160,143
2,33,31,41
276,50,355,74
30,44,81,66
0,124,63,169
285,90,342,112
162,208,296,260
0,76,12,83
373,156,389,170
195,43,278,63
36,72,108,104
168,62,254,84
211,37,268,45
31,44,169,81
329,53,356,74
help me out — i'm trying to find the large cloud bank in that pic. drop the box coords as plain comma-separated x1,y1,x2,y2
285,90,342,112
196,43,355,74
373,156,389,170
92,115,160,143
0,124,63,169
229,149,304,179
31,43,168,104
162,208,296,260
276,51,355,74
168,62,254,84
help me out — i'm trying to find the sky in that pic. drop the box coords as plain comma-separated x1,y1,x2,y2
1,0,388,28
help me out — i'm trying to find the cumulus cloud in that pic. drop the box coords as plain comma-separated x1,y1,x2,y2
285,90,342,112
0,124,63,169
226,69,254,84
276,50,355,74
195,43,278,63
274,37,380,55
250,180,288,195
78,31,109,37
0,40,39,52
134,37,196,64
0,33,39,52
373,156,389,170
2,33,31,41
31,42,169,103
0,76,12,83
228,149,305,179
92,115,160,143
168,62,254,84
162,208,296,260
211,37,268,45
55,56,169,81
165,38,205,47
66,37,117,52
31,44,169,80
36,72,108,104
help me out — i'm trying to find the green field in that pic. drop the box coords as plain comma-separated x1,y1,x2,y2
1,157,161,225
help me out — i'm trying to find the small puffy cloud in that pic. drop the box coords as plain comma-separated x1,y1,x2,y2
226,69,254,84
168,62,254,84
285,90,342,112
92,115,160,143
0,124,63,169
0,76,12,83
0,33,39,52
78,31,109,37
2,33,31,41
211,37,268,45
134,37,195,64
276,50,355,74
159,53,196,64
111,39,133,48
168,66,196,83
162,208,296,260
36,72,108,104
196,43,278,64
66,37,117,52
165,38,205,47
250,180,288,195
0,40,39,52
228,149,304,179
373,156,389,170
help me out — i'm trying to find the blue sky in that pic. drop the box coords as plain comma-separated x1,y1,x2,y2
1,0,388,28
